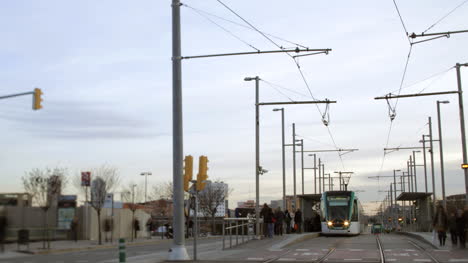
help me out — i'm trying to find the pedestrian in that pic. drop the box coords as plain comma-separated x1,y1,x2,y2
70,216,79,242
146,218,153,239
456,208,467,248
134,219,140,239
294,209,303,234
0,215,7,253
260,203,270,238
284,210,292,234
448,211,458,246
275,207,285,236
432,204,448,246
188,219,194,238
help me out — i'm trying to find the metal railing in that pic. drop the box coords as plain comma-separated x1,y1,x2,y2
222,217,261,249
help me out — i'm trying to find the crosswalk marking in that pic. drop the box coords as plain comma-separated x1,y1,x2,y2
247,257,264,261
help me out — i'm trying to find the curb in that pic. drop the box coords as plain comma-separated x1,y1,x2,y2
396,232,439,249
18,239,172,255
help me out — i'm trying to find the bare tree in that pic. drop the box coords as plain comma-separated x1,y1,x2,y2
22,167,67,249
121,182,144,241
89,165,120,245
198,180,230,234
151,181,173,200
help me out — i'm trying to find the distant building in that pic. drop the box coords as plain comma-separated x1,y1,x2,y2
270,200,282,209
237,200,255,209
0,193,32,207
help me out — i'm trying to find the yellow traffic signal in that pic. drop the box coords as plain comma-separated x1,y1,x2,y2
33,88,43,110
196,156,208,191
183,155,193,192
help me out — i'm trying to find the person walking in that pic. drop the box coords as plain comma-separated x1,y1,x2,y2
284,210,292,234
433,204,448,246
448,211,458,246
261,205,274,238
274,207,285,236
0,215,7,253
70,216,79,242
260,204,269,238
294,209,303,234
456,208,467,248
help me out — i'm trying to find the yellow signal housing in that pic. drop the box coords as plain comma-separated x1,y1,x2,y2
183,155,193,192
33,88,43,110
196,156,209,191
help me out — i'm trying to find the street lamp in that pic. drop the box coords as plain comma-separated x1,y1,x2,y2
437,100,450,208
273,108,286,209
140,172,152,203
244,76,261,237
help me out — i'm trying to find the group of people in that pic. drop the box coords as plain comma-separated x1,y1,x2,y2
432,204,468,248
260,203,303,238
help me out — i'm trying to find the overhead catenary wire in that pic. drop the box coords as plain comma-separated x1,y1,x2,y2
392,0,412,45
423,0,468,34
388,66,453,94
261,79,311,99
181,3,309,49
215,0,345,170
182,3,259,52
261,80,294,102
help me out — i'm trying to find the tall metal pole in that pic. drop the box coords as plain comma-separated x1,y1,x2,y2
292,123,297,208
255,77,260,236
281,109,286,209
322,164,325,192
409,155,414,192
456,63,468,205
328,173,331,191
412,152,418,192
170,0,189,259
313,155,317,194
393,170,398,205
429,117,437,209
407,161,412,192
390,184,394,228
422,135,428,193
300,139,305,195
318,158,322,194
437,101,448,208
339,172,342,191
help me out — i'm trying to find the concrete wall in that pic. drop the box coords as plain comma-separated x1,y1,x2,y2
78,205,151,241
4,206,57,228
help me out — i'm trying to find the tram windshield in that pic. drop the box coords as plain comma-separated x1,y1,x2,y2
327,195,350,220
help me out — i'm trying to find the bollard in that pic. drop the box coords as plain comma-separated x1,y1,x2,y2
119,238,126,263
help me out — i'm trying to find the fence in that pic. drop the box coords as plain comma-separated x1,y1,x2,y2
222,217,261,249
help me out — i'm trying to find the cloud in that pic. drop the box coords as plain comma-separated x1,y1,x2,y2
0,100,167,139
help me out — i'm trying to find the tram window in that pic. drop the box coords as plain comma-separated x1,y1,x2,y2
351,200,358,221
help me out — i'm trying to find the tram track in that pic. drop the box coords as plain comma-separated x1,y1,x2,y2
406,239,441,263
375,235,385,263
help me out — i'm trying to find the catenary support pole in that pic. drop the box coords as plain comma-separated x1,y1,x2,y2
429,117,437,210
437,101,448,208
422,135,428,193
456,63,468,205
292,123,297,208
169,0,189,259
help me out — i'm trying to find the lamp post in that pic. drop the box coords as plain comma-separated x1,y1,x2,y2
437,100,450,208
273,108,286,209
244,76,261,237
140,172,152,203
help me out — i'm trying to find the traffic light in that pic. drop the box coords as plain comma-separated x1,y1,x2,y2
33,88,43,110
196,156,209,191
183,155,193,192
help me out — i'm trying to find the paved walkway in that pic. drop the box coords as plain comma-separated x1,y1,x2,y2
1,237,170,256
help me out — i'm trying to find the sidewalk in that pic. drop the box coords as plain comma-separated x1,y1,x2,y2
2,236,172,255
127,232,320,263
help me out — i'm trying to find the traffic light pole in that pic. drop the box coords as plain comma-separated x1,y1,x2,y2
0,89,43,110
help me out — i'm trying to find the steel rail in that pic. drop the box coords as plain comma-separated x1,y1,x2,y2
407,239,440,263
376,235,386,263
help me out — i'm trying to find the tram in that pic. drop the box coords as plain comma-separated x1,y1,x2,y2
320,191,364,235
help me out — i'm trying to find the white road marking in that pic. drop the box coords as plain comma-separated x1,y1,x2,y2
449,260,468,262
405,249,416,252
302,252,321,256
344,259,362,261
295,248,309,251
386,259,397,262
384,249,393,251
349,249,364,251
247,258,264,261
278,258,296,261
413,259,431,262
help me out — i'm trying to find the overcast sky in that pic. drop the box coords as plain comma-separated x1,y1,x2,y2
1,0,467,212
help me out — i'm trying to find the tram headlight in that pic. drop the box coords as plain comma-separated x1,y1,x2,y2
344,221,349,226
327,221,333,226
